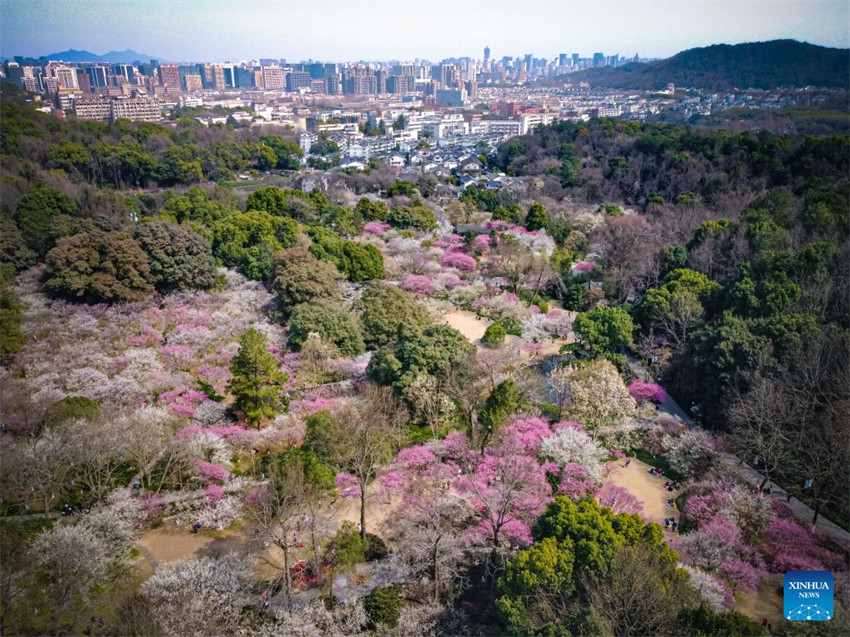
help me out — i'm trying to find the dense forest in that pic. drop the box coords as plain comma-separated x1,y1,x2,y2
1,88,848,636
571,40,850,90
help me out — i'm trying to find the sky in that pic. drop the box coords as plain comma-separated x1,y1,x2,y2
1,0,848,63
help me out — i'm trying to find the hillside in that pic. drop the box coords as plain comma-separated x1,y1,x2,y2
569,39,849,90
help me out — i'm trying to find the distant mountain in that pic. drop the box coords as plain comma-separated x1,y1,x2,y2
569,40,849,91
38,49,164,63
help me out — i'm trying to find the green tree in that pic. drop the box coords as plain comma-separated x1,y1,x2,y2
525,201,548,231
387,202,437,230
573,306,634,355
481,322,506,347
288,300,365,357
270,248,343,317
15,185,78,257
0,273,26,362
259,136,302,170
340,242,384,282
354,197,389,222
134,221,217,292
43,231,153,303
42,396,100,428
227,328,289,428
363,586,402,628
356,282,431,350
478,379,520,436
159,186,232,228
0,211,36,270
367,324,475,392
212,210,298,280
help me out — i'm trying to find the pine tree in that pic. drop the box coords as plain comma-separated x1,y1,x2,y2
227,328,288,428
525,201,548,231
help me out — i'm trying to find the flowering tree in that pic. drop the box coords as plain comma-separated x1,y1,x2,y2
564,360,636,441
379,445,470,605
539,425,605,482
440,252,477,272
761,519,845,572
141,554,253,636
401,275,433,296
557,463,597,499
595,482,644,516
680,565,733,611
661,431,717,479
628,380,666,405
450,432,552,553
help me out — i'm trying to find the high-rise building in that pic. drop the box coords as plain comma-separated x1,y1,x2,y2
592,52,606,67
484,45,490,69
159,64,181,91
234,67,254,88
572,53,580,66
286,71,311,91
524,54,533,71
325,73,341,95
262,65,286,90
53,65,79,90
376,70,387,94
559,53,568,67
184,74,203,92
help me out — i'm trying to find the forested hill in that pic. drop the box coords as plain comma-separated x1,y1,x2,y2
570,40,850,90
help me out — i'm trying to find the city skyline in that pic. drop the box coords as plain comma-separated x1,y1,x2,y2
1,0,848,63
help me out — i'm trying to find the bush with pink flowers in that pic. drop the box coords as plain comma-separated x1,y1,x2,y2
440,252,477,272
628,380,666,404
194,459,231,484
401,275,433,295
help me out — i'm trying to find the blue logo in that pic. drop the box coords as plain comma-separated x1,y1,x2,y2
784,571,833,621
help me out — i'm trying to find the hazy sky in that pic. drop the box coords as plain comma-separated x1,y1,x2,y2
2,0,848,62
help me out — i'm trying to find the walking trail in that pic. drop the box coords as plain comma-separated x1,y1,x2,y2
627,356,849,546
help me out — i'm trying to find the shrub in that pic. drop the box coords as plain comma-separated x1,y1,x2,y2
628,380,666,404
482,322,506,347
363,585,402,628
440,252,477,272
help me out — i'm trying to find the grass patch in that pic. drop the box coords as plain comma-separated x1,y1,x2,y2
635,449,685,483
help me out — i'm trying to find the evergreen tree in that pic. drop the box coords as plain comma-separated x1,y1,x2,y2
227,328,288,428
525,201,548,231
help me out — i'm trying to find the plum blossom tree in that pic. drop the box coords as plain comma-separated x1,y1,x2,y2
539,425,605,482
680,565,733,612
401,275,434,296
595,483,644,516
564,360,636,441
141,554,253,636
380,445,470,605
450,432,552,555
628,380,667,405
661,430,717,479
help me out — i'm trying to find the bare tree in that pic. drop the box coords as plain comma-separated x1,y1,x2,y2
728,380,796,489
67,417,128,505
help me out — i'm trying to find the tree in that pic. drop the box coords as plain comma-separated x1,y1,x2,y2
259,136,303,170
227,328,288,428
0,211,36,270
141,554,252,636
288,299,365,357
310,390,398,539
573,306,634,355
565,360,636,441
477,379,521,444
340,242,384,282
134,220,217,292
247,449,334,606
367,324,475,393
525,201,548,231
44,231,153,304
387,202,437,230
0,277,26,362
728,380,795,489
363,586,402,628
356,282,431,350
270,248,343,317
540,426,606,482
662,431,717,479
548,365,572,421
482,322,506,347
354,197,389,222
15,185,77,256
381,445,469,605
212,210,298,280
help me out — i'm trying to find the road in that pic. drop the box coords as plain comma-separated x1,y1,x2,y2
628,355,849,546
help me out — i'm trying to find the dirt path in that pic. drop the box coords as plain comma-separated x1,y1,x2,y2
443,309,488,342
735,573,788,635
603,457,681,531
136,526,217,565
